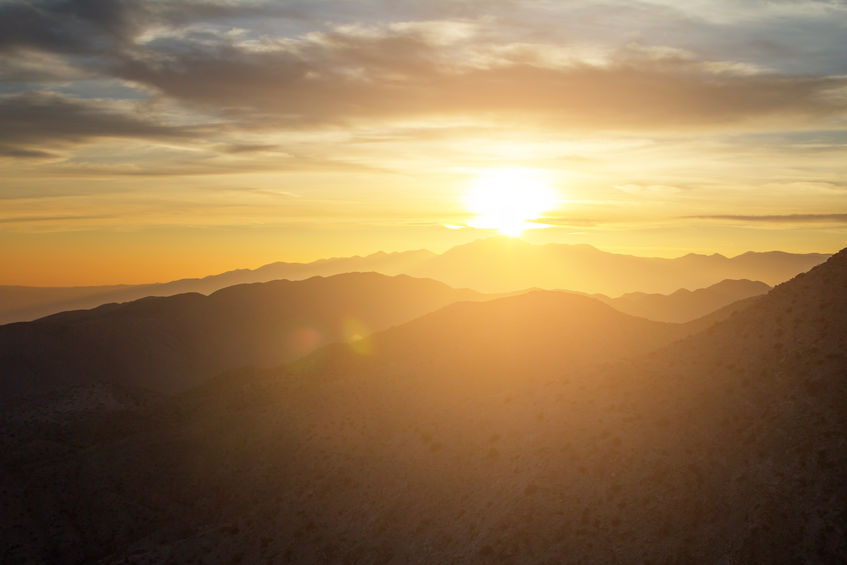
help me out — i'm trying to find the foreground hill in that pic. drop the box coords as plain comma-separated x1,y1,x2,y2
0,273,482,401
1,248,844,563
294,290,688,381
0,239,825,324
600,278,771,323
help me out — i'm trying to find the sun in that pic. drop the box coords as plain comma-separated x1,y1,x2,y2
463,168,558,236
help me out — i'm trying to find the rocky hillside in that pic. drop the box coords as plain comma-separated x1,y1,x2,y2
1,249,844,564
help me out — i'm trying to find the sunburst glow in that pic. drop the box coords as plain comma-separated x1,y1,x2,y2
463,168,559,236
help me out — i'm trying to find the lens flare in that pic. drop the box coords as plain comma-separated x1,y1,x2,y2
288,326,321,357
343,318,373,355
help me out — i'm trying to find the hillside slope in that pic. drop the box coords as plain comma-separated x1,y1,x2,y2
294,290,687,383
1,249,845,563
0,272,482,400
602,278,771,322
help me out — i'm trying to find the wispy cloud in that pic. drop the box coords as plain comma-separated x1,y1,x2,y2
530,217,599,227
0,214,115,224
687,213,847,224
615,184,683,195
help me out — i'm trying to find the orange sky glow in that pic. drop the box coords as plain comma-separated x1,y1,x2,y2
2,0,846,285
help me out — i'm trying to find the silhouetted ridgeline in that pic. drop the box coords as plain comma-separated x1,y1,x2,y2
0,273,483,401
0,250,435,325
405,238,827,294
0,248,845,563
290,290,692,381
0,239,825,324
600,278,771,323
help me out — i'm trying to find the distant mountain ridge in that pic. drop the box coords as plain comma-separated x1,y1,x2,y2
599,278,771,323
404,238,827,294
0,239,827,324
0,249,435,324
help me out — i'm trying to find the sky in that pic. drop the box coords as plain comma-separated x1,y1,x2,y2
2,0,847,285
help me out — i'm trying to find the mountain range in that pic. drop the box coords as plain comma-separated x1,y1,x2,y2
407,238,826,294
0,273,482,401
599,278,771,323
0,271,765,410
0,250,435,325
2,245,845,563
0,238,825,324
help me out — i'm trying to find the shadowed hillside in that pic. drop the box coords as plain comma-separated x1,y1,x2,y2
601,278,771,323
1,249,844,563
675,293,766,336
0,273,482,401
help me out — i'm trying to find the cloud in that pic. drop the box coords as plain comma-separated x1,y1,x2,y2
220,143,282,154
0,0,147,55
538,213,847,227
614,184,683,195
0,145,58,159
688,213,847,224
6,2,843,132
0,213,115,224
2,1,847,167
530,217,599,227
0,92,198,157
0,1,298,55
107,23,847,132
